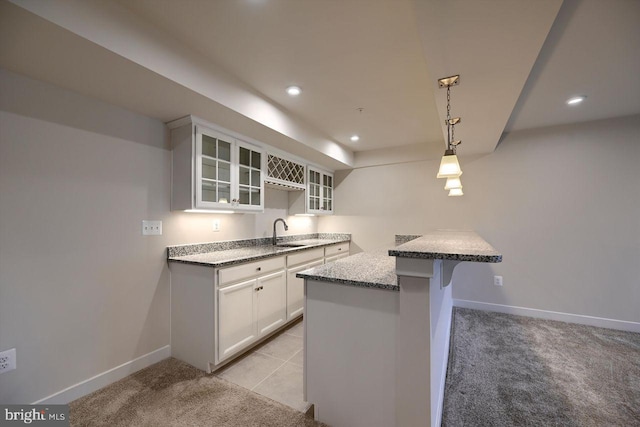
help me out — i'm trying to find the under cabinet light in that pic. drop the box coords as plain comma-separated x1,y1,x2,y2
184,209,234,214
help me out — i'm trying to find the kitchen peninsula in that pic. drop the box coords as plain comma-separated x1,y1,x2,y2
298,230,502,427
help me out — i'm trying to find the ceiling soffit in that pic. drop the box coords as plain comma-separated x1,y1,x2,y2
413,0,562,156
6,0,354,168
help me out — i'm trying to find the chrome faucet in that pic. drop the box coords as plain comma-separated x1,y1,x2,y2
272,218,289,245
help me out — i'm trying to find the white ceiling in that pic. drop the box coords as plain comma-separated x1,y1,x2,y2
1,0,638,170
505,0,640,132
114,0,444,152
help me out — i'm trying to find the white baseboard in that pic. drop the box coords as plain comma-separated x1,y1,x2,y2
32,345,171,404
453,300,640,333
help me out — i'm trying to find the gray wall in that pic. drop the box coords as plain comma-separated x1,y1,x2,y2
320,115,640,323
0,70,316,404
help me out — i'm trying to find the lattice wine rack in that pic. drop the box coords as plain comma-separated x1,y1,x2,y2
265,154,306,190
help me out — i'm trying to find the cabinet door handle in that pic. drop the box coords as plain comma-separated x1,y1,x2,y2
256,267,261,271
338,248,342,251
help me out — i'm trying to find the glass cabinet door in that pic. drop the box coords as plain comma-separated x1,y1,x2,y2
322,173,333,213
198,130,233,208
191,124,265,212
308,169,321,212
236,142,263,209
196,127,264,211
306,168,333,214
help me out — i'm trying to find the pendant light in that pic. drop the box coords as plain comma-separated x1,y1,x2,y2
436,75,463,179
444,175,462,190
448,188,464,197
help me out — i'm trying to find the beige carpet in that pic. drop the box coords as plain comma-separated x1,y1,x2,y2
70,358,324,427
443,308,640,426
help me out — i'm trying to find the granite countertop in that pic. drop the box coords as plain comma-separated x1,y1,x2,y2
167,234,350,268
296,247,398,291
389,230,502,263
297,231,502,291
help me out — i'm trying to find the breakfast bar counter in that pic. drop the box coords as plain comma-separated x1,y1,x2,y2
299,230,501,427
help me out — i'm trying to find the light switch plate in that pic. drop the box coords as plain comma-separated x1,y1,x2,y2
213,219,221,232
142,220,162,236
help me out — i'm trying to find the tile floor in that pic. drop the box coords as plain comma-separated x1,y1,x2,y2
215,318,309,412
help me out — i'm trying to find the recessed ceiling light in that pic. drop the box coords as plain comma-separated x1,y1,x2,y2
350,135,360,142
566,96,586,105
286,86,301,96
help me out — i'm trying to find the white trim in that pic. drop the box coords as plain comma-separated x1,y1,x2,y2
32,345,171,404
453,300,640,333
435,303,452,427
168,115,264,150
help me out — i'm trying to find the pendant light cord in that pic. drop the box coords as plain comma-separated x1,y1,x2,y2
446,85,452,151
446,83,460,153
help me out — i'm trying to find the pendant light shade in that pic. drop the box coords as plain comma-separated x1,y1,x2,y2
444,175,462,190
437,152,462,178
448,188,464,197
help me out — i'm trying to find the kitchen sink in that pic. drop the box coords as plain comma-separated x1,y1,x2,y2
275,242,309,248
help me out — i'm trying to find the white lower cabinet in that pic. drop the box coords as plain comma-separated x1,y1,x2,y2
325,242,350,258
170,243,350,373
325,252,350,264
324,242,350,264
286,259,323,320
256,270,287,336
218,278,258,361
286,247,325,321
217,263,286,363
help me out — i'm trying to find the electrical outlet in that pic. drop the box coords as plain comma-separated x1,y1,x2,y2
212,219,221,232
142,220,162,236
494,275,503,287
0,348,16,374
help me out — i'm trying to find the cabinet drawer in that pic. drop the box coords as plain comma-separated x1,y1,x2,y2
218,256,285,287
325,252,349,264
287,247,324,267
324,242,349,257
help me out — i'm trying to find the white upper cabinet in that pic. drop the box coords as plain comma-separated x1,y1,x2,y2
169,116,264,212
289,166,334,215
170,115,334,214
316,167,334,214
196,127,234,210
235,140,264,210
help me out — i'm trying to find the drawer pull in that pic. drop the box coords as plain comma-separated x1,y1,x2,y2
338,248,342,251
256,267,262,271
